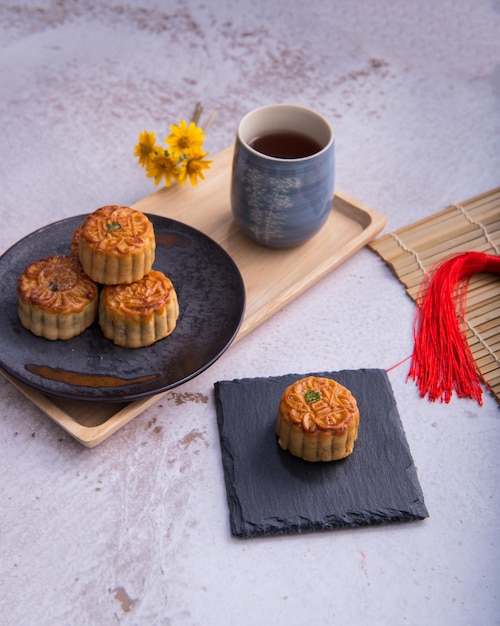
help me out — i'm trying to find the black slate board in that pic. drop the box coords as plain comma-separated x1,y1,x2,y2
214,369,428,538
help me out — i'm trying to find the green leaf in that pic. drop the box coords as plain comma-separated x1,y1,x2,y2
304,390,321,403
107,221,122,232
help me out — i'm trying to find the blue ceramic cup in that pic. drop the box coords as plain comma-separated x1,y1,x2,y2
231,104,335,249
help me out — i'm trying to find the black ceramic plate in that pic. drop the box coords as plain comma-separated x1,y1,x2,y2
215,369,428,538
0,215,245,402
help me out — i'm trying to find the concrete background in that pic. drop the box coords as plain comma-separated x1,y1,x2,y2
1,1,499,624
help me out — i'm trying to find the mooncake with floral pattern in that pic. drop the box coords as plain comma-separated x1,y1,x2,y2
276,376,359,461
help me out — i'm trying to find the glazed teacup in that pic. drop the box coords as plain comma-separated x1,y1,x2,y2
230,104,335,249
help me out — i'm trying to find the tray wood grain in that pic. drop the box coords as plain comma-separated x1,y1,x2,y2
1,145,386,446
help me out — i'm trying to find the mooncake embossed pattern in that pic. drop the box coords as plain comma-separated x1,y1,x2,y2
79,205,156,284
17,254,98,341
99,269,179,348
276,375,360,461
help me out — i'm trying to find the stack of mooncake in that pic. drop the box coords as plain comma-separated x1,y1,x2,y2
17,205,179,348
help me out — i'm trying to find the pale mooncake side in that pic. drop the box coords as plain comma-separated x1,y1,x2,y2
70,224,81,257
98,270,179,348
17,254,99,340
79,205,155,285
276,375,359,462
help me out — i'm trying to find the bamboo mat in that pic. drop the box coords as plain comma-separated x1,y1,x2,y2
369,187,500,404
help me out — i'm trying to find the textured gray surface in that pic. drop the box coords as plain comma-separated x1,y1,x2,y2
1,1,499,625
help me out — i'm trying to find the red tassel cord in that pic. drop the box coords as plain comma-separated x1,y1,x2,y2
407,252,500,405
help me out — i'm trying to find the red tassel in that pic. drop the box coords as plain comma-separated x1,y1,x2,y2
407,252,500,405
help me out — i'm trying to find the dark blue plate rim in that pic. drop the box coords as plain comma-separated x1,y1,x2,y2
0,214,246,403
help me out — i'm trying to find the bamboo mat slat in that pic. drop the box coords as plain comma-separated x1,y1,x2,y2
369,188,500,404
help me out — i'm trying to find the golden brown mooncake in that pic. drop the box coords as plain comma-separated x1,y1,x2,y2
17,254,99,340
276,375,360,462
98,270,179,348
78,205,155,285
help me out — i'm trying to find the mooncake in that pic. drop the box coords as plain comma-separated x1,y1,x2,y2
99,269,179,348
276,375,359,461
17,254,98,340
79,205,155,284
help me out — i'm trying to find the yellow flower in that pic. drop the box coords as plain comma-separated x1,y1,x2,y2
178,152,213,187
135,107,213,188
134,130,157,167
145,150,180,187
166,120,206,159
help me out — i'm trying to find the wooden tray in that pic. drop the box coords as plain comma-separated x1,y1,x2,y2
1,145,386,446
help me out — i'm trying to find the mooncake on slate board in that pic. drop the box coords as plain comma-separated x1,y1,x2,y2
214,368,428,538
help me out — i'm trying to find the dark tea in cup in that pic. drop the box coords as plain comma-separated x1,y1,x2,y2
249,131,323,159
